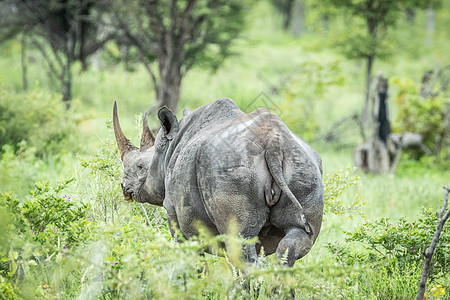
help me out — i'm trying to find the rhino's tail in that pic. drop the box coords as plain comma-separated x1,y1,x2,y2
265,148,312,235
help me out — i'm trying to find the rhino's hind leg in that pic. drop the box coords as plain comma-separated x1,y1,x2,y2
226,224,262,264
276,227,312,267
212,194,268,264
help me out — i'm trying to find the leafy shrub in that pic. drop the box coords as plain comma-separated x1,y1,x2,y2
327,205,450,295
78,118,124,223
0,179,93,298
323,166,365,218
0,87,77,156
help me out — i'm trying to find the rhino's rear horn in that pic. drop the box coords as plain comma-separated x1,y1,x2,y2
140,112,155,151
113,101,138,160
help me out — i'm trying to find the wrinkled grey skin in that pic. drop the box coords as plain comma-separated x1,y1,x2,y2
113,98,324,266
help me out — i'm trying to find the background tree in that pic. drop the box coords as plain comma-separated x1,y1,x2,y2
321,0,442,140
0,0,114,105
270,0,295,30
269,0,305,35
112,0,246,112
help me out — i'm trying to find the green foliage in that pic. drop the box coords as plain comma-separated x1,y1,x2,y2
0,274,16,299
279,60,345,141
77,118,128,223
0,142,76,198
0,87,77,156
333,24,394,60
327,206,450,293
0,179,93,298
113,0,247,71
320,0,409,60
391,76,448,155
0,143,43,195
353,264,422,299
1,179,91,251
323,166,365,217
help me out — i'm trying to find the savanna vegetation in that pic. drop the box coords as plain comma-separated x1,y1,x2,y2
0,0,449,299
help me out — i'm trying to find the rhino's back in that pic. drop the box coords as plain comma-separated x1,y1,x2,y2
198,109,322,176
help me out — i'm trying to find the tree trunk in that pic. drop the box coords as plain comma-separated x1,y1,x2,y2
291,1,305,36
282,0,295,30
425,5,435,46
62,76,71,102
405,8,415,24
362,55,374,141
321,14,329,31
368,75,390,174
91,51,100,72
21,33,28,91
62,51,72,108
158,60,182,112
62,34,75,108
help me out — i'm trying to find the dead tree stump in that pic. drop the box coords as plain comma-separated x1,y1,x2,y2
354,74,402,174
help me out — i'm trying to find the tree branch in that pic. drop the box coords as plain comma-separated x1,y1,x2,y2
138,49,160,100
140,203,152,227
31,37,60,83
416,186,450,300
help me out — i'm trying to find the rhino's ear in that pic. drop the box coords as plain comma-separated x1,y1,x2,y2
158,107,179,140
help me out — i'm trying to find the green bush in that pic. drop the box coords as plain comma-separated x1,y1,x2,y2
0,179,93,298
0,87,77,156
323,166,365,218
327,205,450,296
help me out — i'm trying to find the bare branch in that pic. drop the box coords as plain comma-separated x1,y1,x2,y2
81,32,116,58
416,186,450,300
140,203,151,227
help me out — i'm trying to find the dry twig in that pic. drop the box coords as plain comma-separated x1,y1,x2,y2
416,186,450,300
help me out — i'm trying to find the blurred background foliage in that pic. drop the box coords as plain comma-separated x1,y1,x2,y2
0,0,449,298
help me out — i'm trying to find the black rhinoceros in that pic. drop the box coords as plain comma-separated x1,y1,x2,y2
113,98,324,266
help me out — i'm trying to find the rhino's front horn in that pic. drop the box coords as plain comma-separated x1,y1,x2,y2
113,101,138,160
140,111,155,151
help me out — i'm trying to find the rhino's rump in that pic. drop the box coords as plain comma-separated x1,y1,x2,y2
199,112,322,223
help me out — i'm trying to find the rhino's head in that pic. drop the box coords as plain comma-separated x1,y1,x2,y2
113,102,179,206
